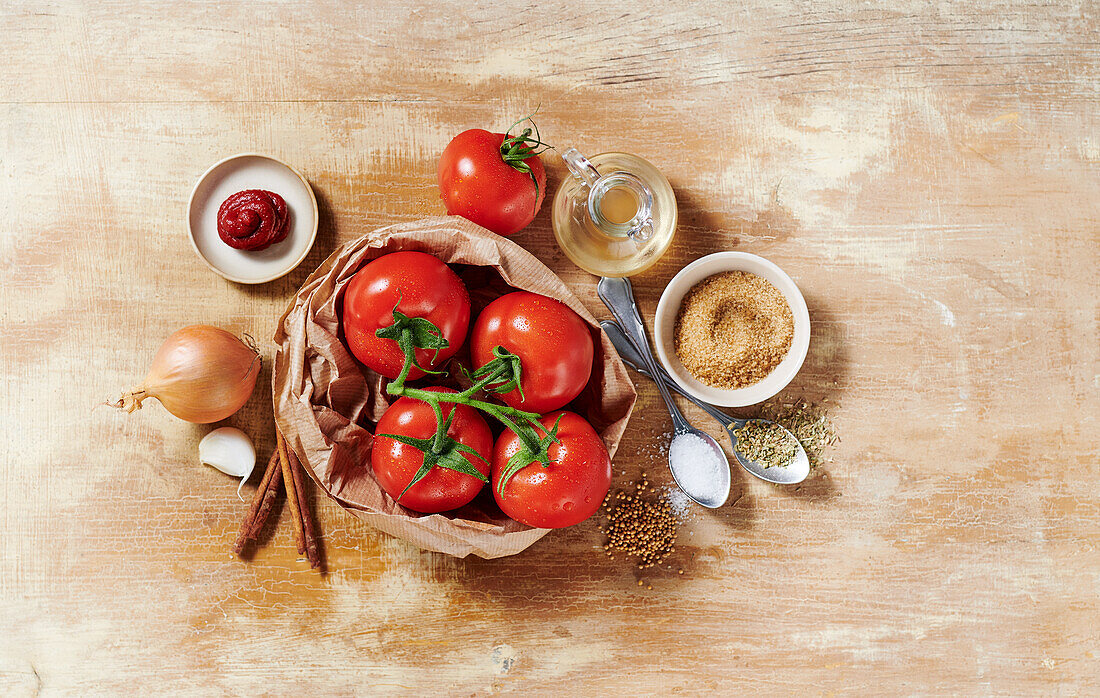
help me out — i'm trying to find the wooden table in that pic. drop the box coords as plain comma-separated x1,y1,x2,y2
2,1,1097,694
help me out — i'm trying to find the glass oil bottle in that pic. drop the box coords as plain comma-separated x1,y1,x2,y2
551,148,677,277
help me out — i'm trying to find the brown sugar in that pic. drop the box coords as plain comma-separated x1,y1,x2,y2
673,271,794,389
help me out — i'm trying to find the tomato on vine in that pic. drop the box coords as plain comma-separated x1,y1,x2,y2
372,387,493,514
491,411,612,529
470,291,594,414
342,251,471,381
344,250,611,526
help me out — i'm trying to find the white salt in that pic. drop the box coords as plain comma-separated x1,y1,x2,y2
664,485,695,521
668,432,726,497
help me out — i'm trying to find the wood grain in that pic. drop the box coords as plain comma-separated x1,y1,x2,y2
1,0,1097,694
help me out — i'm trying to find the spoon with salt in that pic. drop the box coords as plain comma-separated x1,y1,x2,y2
597,276,731,508
601,320,810,485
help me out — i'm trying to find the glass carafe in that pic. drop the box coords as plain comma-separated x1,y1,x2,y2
551,148,677,277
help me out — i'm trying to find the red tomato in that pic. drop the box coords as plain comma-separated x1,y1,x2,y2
372,387,493,514
471,291,594,414
438,129,546,236
491,411,611,528
342,251,470,380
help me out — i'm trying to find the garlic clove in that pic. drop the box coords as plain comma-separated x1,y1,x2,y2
199,427,257,501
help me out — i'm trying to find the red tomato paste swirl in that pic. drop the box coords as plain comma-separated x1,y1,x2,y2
216,189,290,251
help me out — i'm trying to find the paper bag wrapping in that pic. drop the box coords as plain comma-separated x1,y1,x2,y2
272,216,637,558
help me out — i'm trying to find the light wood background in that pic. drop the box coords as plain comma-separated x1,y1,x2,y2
1,0,1097,694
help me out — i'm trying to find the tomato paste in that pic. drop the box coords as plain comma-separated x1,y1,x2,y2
216,189,289,251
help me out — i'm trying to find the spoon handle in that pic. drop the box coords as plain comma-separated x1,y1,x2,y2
597,277,690,433
600,320,747,429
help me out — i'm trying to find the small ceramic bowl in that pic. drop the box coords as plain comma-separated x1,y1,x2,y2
654,252,810,407
187,153,318,284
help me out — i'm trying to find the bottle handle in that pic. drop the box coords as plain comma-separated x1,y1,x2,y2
629,220,654,242
562,148,601,188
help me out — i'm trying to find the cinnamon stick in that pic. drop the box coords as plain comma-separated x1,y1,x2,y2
288,447,322,569
233,450,281,555
232,431,323,569
246,465,282,540
276,429,306,556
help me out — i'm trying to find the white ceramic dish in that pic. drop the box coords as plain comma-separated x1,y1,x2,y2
653,252,810,408
187,153,318,284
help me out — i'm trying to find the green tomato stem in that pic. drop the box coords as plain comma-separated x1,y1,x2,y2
429,399,447,454
457,362,509,400
398,385,543,455
401,386,537,423
378,305,549,470
387,328,416,394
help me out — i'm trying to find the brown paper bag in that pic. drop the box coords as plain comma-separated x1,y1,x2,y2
272,216,637,558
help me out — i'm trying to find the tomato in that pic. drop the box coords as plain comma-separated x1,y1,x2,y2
372,387,493,514
342,251,470,380
491,411,611,528
438,129,546,236
471,291,594,414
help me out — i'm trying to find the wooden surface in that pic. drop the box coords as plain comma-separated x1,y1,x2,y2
1,1,1097,694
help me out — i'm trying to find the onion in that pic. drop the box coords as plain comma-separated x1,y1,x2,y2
114,325,261,423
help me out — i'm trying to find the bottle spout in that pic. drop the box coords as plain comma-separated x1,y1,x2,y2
562,148,602,188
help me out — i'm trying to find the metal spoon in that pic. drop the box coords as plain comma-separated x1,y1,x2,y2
597,276,731,508
601,319,810,485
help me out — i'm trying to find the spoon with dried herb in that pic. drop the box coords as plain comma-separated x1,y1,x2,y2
602,320,810,485
732,419,808,481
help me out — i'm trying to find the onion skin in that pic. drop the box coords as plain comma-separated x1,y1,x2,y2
115,325,261,423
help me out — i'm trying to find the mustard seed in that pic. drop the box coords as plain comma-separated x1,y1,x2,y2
602,475,679,569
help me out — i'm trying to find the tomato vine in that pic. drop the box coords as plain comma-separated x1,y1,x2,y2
375,307,559,493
